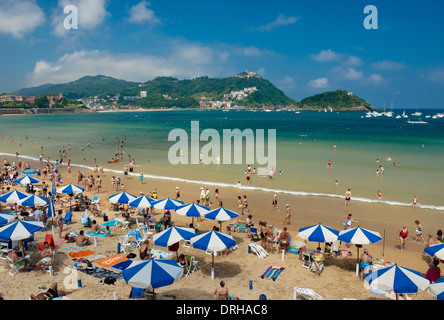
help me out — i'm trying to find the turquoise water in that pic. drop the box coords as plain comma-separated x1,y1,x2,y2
1,109,443,209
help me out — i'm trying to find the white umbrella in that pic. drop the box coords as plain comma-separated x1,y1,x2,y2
0,190,30,204
128,195,155,209
108,192,137,205
428,278,444,300
14,176,39,185
18,195,49,207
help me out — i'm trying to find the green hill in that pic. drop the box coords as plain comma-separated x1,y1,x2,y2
14,75,139,99
300,89,375,111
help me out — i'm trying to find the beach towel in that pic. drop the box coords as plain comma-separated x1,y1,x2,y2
62,246,89,253
85,253,107,262
81,266,123,280
85,231,116,238
95,254,128,268
69,249,95,258
149,249,174,259
109,259,133,272
102,220,120,227
261,266,285,281
54,240,66,247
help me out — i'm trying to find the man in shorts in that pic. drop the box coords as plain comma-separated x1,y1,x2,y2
36,242,54,273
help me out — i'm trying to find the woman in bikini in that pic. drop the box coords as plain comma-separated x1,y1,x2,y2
31,282,73,300
399,224,409,251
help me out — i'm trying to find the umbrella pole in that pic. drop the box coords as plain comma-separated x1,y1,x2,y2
211,254,215,280
383,229,386,257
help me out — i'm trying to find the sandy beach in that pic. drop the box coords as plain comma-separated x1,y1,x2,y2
0,155,440,301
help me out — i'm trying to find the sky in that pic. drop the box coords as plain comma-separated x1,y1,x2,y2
0,0,443,109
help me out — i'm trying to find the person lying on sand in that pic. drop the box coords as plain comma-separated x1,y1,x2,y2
30,282,74,300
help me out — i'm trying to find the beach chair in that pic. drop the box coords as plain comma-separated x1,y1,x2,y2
7,256,20,276
61,210,73,225
0,242,11,260
42,251,56,274
301,251,311,269
115,218,130,230
135,217,145,233
250,227,260,241
184,255,198,277
294,287,323,300
237,221,247,233
119,236,133,253
148,219,156,232
129,287,146,299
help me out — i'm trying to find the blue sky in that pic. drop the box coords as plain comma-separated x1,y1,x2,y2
1,0,443,108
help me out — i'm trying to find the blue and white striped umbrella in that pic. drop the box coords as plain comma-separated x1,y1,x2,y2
0,213,16,226
190,231,237,271
51,181,56,196
204,207,239,222
151,198,184,210
47,197,56,218
57,184,84,195
338,226,383,245
122,258,183,289
153,226,196,247
424,243,444,260
108,192,137,204
14,176,39,185
0,190,30,204
175,203,210,218
364,264,430,295
0,220,44,241
297,223,339,244
428,278,444,300
128,195,156,209
191,230,237,253
18,195,50,207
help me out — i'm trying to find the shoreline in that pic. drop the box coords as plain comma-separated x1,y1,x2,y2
2,152,443,212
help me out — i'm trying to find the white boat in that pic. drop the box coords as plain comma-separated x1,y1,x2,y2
395,115,401,119
407,119,427,124
402,110,408,118
411,112,422,117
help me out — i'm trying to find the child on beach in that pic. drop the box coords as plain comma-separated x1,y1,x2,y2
415,220,425,243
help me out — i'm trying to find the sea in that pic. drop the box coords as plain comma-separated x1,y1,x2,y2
1,109,443,210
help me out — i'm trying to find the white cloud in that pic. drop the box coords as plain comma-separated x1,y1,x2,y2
0,0,45,38
253,14,298,32
372,60,406,70
128,1,160,24
367,74,385,85
310,49,343,62
426,68,444,83
52,0,109,37
342,55,362,67
332,66,364,80
26,42,253,86
308,77,329,88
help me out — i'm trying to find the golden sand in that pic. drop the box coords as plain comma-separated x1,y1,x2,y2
0,156,439,300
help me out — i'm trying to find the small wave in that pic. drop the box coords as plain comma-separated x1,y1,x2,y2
3,152,444,211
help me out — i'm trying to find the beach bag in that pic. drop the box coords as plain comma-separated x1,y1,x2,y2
103,276,117,285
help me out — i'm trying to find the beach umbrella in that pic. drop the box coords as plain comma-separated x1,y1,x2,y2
18,195,49,207
47,197,56,219
21,169,38,175
297,223,339,246
175,203,210,218
364,264,430,296
151,198,184,210
428,278,444,300
14,176,39,185
0,220,44,241
204,207,238,229
108,192,137,205
0,213,16,226
122,258,183,290
0,190,30,204
190,230,236,279
424,243,444,260
153,226,196,247
51,181,56,197
56,184,84,195
338,226,383,264
128,195,155,209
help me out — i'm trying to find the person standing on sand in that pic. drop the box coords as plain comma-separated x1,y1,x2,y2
415,220,426,243
399,224,409,251
345,189,352,206
272,195,278,212
282,204,291,225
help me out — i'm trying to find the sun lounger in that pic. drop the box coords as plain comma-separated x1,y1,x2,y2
294,287,323,300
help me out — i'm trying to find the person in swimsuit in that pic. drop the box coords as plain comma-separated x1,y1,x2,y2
415,220,425,243
35,242,53,273
399,224,409,251
237,196,243,215
214,281,229,300
175,187,180,200
278,227,291,253
412,195,418,207
260,221,267,248
139,240,150,260
312,247,325,276
30,282,73,300
345,189,352,206
282,204,291,225
359,248,372,281
272,195,278,212
178,254,189,275
265,225,274,253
